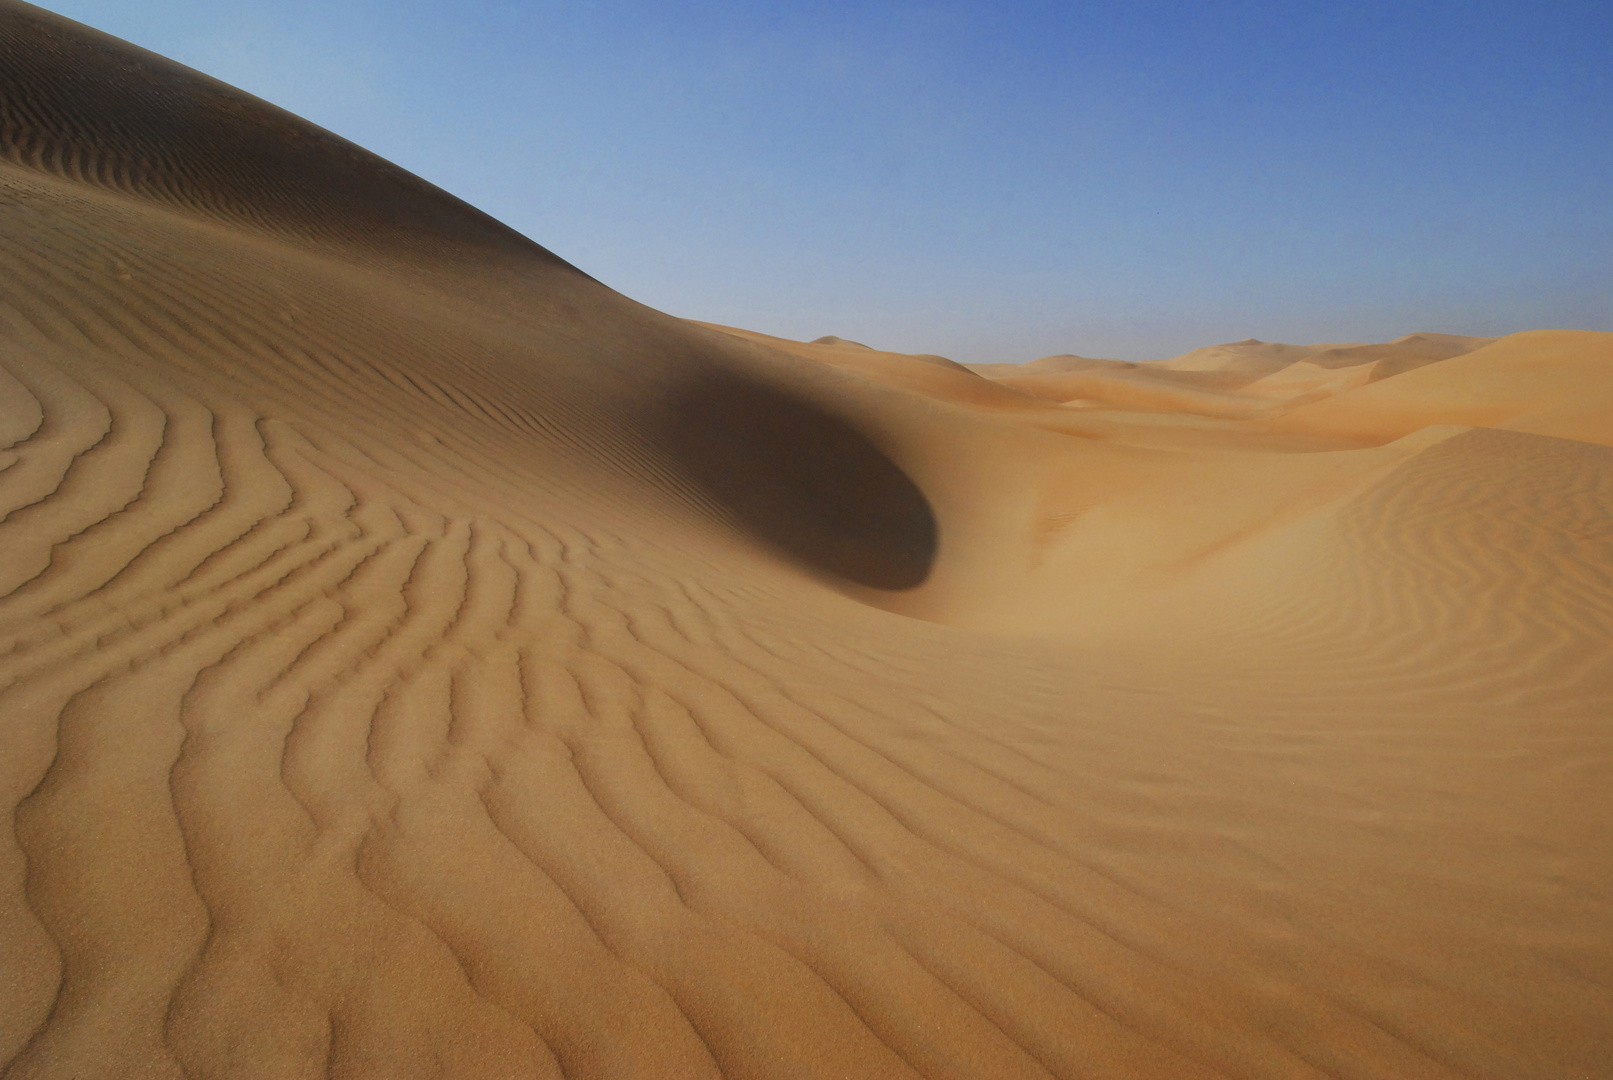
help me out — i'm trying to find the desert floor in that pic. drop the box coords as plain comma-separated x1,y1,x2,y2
1,3,1610,1077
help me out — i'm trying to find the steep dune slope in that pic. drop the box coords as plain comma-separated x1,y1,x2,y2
1268,330,1613,448
1,3,1610,1078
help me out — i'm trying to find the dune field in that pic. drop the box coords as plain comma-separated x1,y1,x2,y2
1,3,1611,1077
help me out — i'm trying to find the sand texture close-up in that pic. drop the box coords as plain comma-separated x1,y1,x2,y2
1,3,1610,1077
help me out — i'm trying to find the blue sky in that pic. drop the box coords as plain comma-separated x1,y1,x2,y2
33,0,1613,362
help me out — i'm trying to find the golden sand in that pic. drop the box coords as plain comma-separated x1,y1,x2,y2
1,3,1609,1076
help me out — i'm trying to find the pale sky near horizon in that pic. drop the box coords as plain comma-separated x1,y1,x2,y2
28,0,1613,363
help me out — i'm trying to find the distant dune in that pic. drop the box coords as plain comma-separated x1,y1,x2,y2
1,2,1610,1077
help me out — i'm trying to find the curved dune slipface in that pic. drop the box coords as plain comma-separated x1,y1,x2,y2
1,3,1611,1078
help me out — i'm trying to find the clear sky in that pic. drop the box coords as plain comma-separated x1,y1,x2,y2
31,0,1613,362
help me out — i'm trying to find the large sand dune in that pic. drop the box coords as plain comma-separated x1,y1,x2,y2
1,3,1610,1076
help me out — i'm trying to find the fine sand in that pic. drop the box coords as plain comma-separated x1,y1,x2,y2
2,4,1610,1077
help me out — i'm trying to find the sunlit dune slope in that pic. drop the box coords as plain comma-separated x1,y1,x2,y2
1,3,1610,1078
1267,330,1613,447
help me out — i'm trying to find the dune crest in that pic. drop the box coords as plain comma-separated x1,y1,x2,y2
1,3,1610,1077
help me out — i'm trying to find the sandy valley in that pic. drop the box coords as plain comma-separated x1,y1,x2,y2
1,3,1610,1076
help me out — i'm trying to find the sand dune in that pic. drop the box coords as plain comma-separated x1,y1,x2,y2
1,3,1610,1077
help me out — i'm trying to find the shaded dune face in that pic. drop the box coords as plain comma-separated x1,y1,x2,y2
1,3,1611,1079
0,0,566,268
656,369,938,590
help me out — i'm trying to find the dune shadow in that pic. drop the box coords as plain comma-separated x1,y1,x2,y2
656,369,937,590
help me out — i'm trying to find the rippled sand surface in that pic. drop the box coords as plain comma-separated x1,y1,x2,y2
2,3,1610,1077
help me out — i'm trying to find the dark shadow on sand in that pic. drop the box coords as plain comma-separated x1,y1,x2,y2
657,370,937,591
